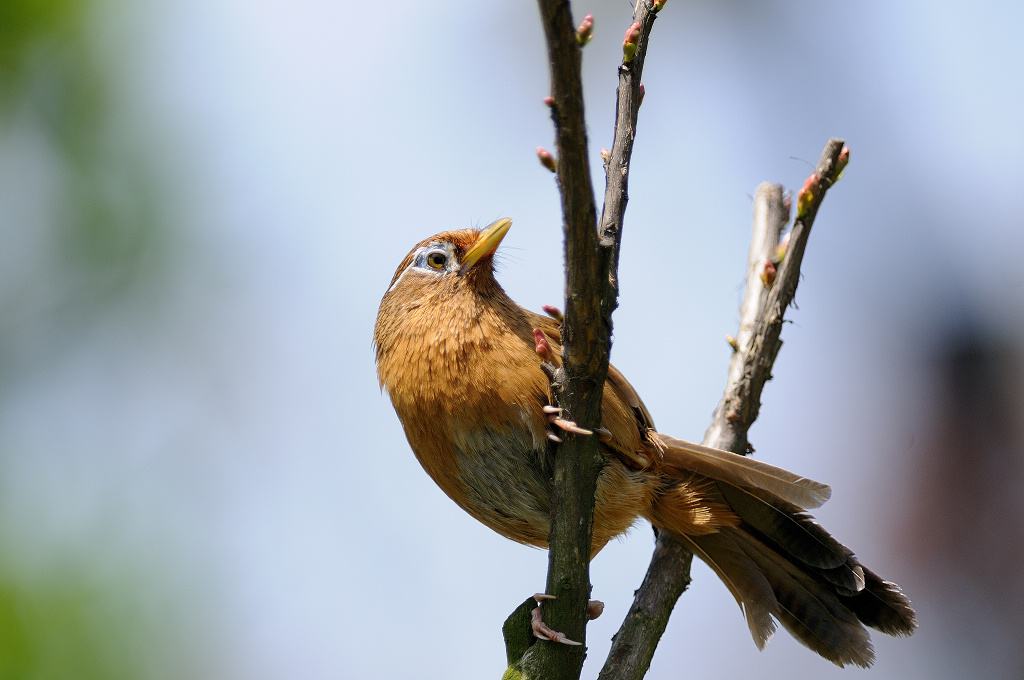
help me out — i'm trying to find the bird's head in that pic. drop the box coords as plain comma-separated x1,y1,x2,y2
380,217,512,302
374,217,518,399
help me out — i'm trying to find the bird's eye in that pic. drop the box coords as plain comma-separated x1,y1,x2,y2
426,250,448,270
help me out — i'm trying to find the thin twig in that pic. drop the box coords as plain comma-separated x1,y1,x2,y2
598,139,849,680
599,0,660,295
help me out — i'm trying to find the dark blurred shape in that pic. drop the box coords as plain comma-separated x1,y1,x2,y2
904,312,1024,678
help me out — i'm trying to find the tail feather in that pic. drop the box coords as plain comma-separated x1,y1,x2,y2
819,563,866,597
678,531,777,648
717,482,853,571
655,434,831,509
840,567,918,637
736,527,876,668
648,436,917,667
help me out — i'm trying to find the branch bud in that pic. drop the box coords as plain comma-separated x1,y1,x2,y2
796,173,818,218
725,335,739,352
774,230,791,263
652,0,668,12
638,83,646,107
834,144,850,182
576,14,594,46
622,22,641,62
542,305,564,323
543,95,555,108
760,259,777,288
536,147,557,173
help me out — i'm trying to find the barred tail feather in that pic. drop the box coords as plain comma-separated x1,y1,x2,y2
649,439,917,667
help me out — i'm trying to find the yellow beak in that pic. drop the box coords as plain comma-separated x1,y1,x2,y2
461,217,512,271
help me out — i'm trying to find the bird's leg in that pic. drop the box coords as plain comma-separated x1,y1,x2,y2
529,594,604,646
533,328,593,440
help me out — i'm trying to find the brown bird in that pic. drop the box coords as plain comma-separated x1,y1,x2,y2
374,218,916,667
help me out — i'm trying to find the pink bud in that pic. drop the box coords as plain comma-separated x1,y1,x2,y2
622,22,641,62
576,14,594,46
836,144,850,178
536,147,557,173
542,304,564,322
760,260,777,288
796,173,818,217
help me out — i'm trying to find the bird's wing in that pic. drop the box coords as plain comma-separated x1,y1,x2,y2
525,309,657,469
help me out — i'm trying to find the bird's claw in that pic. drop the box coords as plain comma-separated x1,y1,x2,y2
552,417,592,436
533,328,555,362
530,594,581,646
531,607,581,645
542,404,593,436
534,328,593,439
529,594,604,646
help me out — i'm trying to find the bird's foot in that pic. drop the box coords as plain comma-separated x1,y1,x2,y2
533,329,556,363
529,594,604,646
534,328,594,441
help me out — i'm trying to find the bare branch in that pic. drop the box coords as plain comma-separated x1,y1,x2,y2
515,2,604,677
703,182,790,452
509,3,663,679
598,139,849,680
707,138,848,455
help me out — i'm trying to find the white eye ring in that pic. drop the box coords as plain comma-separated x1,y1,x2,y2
425,250,448,270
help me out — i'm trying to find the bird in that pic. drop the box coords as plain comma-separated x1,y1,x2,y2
374,217,916,667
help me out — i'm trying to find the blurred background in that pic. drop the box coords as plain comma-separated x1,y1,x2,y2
2,0,1022,678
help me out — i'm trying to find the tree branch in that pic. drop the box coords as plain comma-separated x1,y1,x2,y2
511,3,662,679
598,139,849,680
599,0,660,287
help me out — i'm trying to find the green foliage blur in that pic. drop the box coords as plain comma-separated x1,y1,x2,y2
0,561,153,680
1,0,167,349
1,3,185,678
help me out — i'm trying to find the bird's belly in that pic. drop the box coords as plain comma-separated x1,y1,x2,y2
451,426,555,547
446,426,656,553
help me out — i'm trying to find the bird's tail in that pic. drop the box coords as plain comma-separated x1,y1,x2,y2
645,434,917,668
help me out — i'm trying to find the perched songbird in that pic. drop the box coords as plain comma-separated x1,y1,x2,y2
374,218,916,667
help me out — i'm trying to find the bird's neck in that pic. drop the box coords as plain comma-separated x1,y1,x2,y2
375,277,526,413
